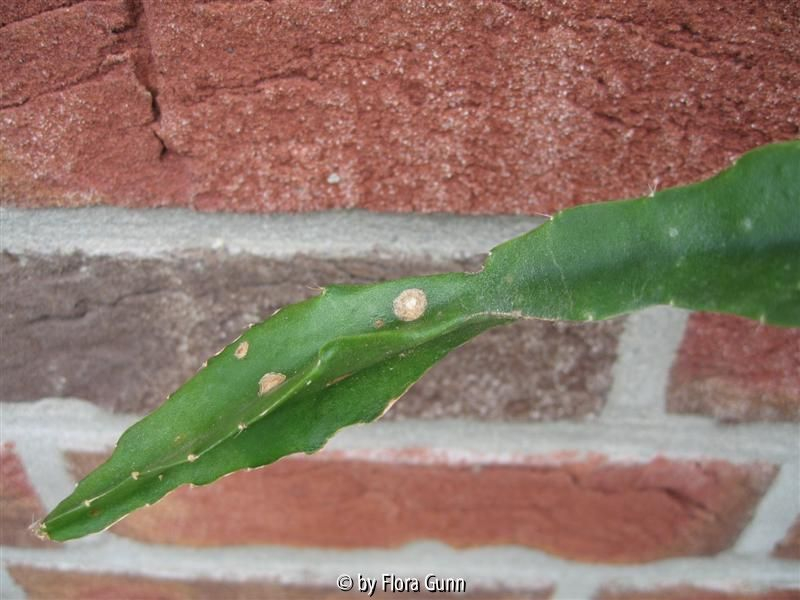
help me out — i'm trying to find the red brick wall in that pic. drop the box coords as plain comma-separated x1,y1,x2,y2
1,1,798,213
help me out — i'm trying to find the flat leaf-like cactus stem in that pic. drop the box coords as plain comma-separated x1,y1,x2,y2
40,141,800,542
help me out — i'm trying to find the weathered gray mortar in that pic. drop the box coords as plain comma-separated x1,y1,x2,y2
0,207,543,260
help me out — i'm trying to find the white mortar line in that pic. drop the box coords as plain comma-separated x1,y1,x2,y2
1,539,798,592
2,399,799,465
736,460,800,555
1,401,136,452
602,306,690,421
10,438,77,513
0,207,543,261
0,564,26,600
551,575,599,600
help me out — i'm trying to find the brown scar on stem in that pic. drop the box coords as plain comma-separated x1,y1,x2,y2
326,373,352,387
258,372,287,396
234,341,249,359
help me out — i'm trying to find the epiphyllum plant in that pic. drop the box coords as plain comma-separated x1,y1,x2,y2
40,141,799,542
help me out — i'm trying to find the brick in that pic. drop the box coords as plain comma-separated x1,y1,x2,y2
0,1,82,28
0,442,52,547
0,1,132,108
2,1,798,213
668,313,800,422
774,516,800,560
0,251,621,420
68,450,776,564
8,565,552,599
0,58,190,208
596,586,800,600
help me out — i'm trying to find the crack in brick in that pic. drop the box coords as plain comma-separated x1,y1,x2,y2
191,70,321,104
1,2,146,111
0,52,131,111
491,0,530,17
24,287,168,325
582,13,786,71
122,0,169,159
0,1,85,30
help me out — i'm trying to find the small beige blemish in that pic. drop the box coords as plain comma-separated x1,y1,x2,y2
238,422,247,432
187,453,199,462
83,500,91,507
259,372,287,396
393,288,427,322
235,341,249,359
374,318,385,329
131,471,140,480
158,474,164,481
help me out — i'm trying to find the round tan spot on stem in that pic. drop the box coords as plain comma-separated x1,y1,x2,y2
234,341,249,359
393,288,427,322
259,372,287,396
187,454,199,462
131,471,140,480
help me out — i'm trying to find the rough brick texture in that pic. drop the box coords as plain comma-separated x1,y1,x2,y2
8,565,552,600
774,516,800,560
0,2,83,28
596,586,800,600
68,450,776,564
0,442,52,547
668,313,800,422
0,251,622,419
2,1,798,213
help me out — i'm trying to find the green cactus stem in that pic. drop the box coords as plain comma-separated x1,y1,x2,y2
39,140,799,542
